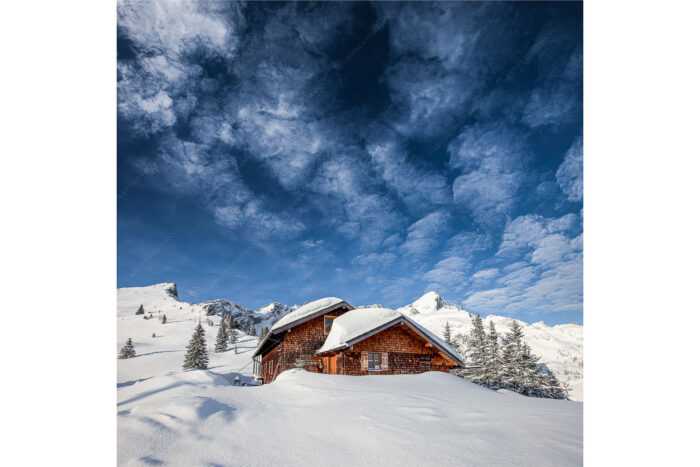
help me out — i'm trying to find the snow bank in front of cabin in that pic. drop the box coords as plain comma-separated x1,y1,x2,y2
317,307,401,352
269,296,345,332
118,369,582,466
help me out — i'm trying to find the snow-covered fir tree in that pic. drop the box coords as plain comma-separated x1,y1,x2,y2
230,317,239,330
248,325,257,336
442,322,453,347
519,344,544,396
541,372,568,399
258,326,269,344
466,314,489,384
135,304,144,315
501,320,526,390
485,320,502,387
229,326,238,353
183,323,209,370
119,338,136,359
161,314,167,324
214,322,228,353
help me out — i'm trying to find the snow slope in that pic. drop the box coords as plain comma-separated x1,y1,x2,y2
118,283,582,466
398,292,584,401
118,370,581,466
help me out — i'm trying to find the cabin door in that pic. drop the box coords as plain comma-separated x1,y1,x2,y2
328,355,337,374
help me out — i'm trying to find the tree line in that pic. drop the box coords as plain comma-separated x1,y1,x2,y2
443,316,568,399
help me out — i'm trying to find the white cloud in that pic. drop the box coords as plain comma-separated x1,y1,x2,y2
521,83,579,128
117,0,239,58
422,256,470,290
471,268,499,281
351,252,398,268
556,135,583,202
464,212,582,316
400,211,450,256
367,140,450,210
448,124,529,228
312,155,402,249
444,231,492,258
117,1,244,134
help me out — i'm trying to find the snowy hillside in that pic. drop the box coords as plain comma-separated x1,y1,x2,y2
118,283,582,466
398,292,584,402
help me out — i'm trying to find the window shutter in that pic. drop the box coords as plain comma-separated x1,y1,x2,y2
381,352,389,370
361,351,368,370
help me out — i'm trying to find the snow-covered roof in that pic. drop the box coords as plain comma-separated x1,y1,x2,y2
269,297,351,334
316,307,465,365
317,307,400,353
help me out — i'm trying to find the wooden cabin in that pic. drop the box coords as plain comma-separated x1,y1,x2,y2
252,298,464,383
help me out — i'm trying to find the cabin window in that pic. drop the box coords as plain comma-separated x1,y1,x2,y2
367,352,381,371
324,315,336,334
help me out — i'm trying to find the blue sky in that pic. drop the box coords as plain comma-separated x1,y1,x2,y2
117,1,582,324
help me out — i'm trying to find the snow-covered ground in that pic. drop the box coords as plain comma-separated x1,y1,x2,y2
118,283,582,466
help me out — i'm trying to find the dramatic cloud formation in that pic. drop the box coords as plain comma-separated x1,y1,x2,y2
118,2,583,324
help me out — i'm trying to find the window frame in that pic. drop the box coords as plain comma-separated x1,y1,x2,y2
367,352,381,371
323,315,337,335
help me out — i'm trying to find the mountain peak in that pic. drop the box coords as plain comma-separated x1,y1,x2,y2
412,291,449,313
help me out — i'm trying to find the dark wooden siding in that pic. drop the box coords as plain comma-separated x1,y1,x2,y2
340,323,453,375
261,308,349,382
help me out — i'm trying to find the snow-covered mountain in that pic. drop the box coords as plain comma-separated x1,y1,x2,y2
117,283,582,401
119,282,294,333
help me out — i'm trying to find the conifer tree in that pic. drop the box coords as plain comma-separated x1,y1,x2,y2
485,320,501,387
161,314,167,324
443,322,453,347
229,327,238,353
183,323,209,370
466,314,488,384
135,305,144,315
248,325,257,336
215,322,228,353
119,338,136,359
258,326,269,344
519,343,544,396
230,317,239,330
501,320,526,390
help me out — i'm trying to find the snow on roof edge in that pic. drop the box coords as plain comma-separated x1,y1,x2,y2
269,297,350,333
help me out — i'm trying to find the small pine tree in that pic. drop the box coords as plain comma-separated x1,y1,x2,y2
143,314,149,320
229,328,238,353
248,325,257,336
443,322,453,347
230,317,240,330
152,332,156,338
135,304,144,315
118,338,136,359
258,326,269,344
215,322,228,353
161,314,167,324
183,323,209,370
